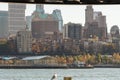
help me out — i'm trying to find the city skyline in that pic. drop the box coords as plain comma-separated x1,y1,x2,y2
0,2,120,32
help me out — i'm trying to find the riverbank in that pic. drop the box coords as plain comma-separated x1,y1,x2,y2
0,64,120,69
94,64,120,68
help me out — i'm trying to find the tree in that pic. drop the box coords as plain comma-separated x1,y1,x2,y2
97,53,102,63
87,54,96,64
102,43,116,55
112,53,120,64
102,55,109,64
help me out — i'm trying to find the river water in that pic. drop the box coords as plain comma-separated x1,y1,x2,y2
0,68,120,80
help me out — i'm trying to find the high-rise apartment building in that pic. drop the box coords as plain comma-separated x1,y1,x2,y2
8,3,26,35
63,22,82,40
0,11,8,38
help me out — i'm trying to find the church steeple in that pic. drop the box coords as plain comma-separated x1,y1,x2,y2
36,4,44,14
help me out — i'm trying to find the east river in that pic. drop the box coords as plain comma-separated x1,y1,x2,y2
0,68,120,80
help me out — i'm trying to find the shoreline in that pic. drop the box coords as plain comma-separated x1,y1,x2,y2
0,65,120,69
94,64,120,68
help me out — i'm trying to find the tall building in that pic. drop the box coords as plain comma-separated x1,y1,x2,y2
85,5,93,24
93,12,102,20
8,3,26,35
63,22,82,40
84,5,107,41
94,12,107,40
52,9,63,32
86,22,99,38
26,16,32,30
0,11,8,38
32,4,59,39
94,12,107,28
36,4,44,14
16,30,32,53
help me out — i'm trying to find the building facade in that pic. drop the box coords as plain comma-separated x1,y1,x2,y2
8,3,26,35
26,16,32,30
110,25,119,38
85,5,93,27
63,22,82,40
110,25,120,52
16,30,32,53
86,22,99,38
0,11,8,38
32,4,59,39
52,9,63,32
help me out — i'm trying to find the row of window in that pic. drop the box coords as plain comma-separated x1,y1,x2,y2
9,21,26,26
9,18,25,21
9,4,26,9
9,13,25,18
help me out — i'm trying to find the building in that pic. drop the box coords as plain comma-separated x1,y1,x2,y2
85,5,94,28
8,3,26,35
94,11,107,29
0,11,8,38
84,5,94,38
16,29,32,53
32,4,59,39
86,22,99,38
94,11,107,40
26,16,32,30
84,5,107,41
63,22,82,40
85,21,107,41
110,25,120,52
52,9,63,32
35,4,45,14
110,25,119,38
93,11,102,20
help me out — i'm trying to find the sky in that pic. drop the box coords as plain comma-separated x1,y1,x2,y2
0,2,120,33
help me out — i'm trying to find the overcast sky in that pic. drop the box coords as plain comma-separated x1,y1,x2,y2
0,2,120,33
